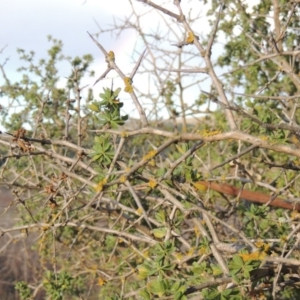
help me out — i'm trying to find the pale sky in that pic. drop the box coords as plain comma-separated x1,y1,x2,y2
0,0,219,131
0,0,135,52
0,0,135,79
0,0,143,130
0,0,262,132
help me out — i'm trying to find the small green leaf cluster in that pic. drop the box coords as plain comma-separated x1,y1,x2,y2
242,204,270,237
229,254,260,282
89,134,115,166
88,87,128,129
43,271,83,300
201,287,240,300
15,281,32,300
137,241,187,300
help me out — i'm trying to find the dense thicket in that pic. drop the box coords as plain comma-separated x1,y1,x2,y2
1,1,300,299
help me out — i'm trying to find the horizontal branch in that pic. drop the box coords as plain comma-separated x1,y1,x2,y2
90,127,300,158
0,222,157,245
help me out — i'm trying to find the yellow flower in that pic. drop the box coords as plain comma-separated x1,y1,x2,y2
143,150,157,160
186,31,195,44
124,85,133,93
107,51,115,61
136,207,143,215
173,252,183,261
187,247,195,256
121,131,129,138
194,225,201,237
98,277,106,286
148,159,156,167
200,129,222,137
259,135,269,142
120,175,127,183
198,246,209,255
124,77,132,85
124,77,133,93
148,179,157,189
142,250,149,258
239,251,266,262
94,178,107,192
255,240,270,252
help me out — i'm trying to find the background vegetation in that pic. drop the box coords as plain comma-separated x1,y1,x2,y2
1,0,300,299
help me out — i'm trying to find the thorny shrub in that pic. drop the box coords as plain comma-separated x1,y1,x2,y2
1,1,300,299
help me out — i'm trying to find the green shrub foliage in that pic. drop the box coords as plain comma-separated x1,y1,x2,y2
1,1,300,299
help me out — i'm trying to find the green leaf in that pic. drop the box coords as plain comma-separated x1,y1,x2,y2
137,264,152,279
155,210,166,223
152,227,167,238
147,279,166,297
113,87,121,97
139,289,151,300
88,103,100,112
